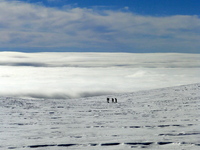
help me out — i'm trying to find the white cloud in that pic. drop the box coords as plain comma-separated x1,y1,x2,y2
124,6,129,10
0,52,200,99
0,1,200,52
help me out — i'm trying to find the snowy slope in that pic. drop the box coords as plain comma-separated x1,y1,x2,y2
0,83,199,150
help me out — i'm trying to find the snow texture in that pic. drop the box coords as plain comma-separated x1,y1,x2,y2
0,83,199,150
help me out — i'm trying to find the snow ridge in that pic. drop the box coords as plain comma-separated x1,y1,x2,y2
0,83,199,150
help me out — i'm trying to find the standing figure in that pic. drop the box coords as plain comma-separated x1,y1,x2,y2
115,98,117,103
107,98,109,103
112,98,114,103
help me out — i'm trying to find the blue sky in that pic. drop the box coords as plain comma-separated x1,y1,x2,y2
1,0,200,53
25,0,200,16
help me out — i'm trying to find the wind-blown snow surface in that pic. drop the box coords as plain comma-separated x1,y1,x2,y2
0,83,199,150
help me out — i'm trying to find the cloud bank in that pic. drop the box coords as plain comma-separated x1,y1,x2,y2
0,52,200,99
0,0,200,52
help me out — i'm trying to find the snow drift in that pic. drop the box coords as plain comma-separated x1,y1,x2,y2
0,83,199,149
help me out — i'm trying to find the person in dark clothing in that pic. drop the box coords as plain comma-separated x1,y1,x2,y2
112,98,114,103
107,98,109,103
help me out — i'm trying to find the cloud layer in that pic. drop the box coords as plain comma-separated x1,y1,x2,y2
0,0,200,52
0,52,200,99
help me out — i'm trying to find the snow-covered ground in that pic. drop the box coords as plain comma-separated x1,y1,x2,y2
0,83,199,150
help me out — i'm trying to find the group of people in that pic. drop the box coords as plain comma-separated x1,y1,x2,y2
107,97,117,103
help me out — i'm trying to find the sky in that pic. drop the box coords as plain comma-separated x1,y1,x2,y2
1,1,200,99
0,52,200,99
0,0,200,53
